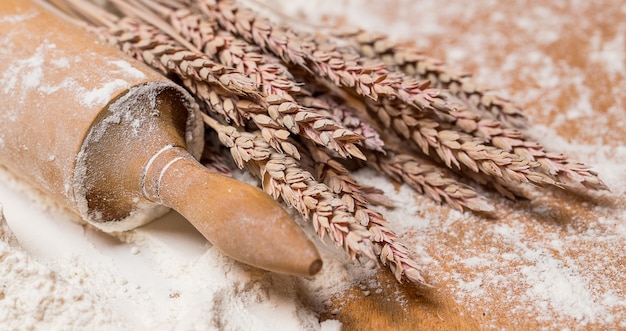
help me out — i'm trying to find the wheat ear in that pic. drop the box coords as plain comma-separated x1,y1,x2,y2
345,30,529,129
451,114,609,191
300,138,427,284
332,29,606,190
370,149,494,212
364,97,567,189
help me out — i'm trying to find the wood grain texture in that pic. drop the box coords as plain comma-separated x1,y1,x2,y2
321,272,481,330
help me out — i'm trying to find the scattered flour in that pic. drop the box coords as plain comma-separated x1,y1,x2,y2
0,206,132,330
270,0,626,329
79,60,148,107
1,41,48,100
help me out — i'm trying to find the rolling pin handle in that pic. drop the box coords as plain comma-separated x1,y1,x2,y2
142,145,323,277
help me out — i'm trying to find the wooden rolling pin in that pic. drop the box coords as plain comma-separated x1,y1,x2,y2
0,0,322,276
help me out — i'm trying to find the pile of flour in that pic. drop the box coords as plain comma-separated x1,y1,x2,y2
0,168,351,330
0,206,130,329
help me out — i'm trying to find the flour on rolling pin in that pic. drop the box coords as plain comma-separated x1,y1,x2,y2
0,1,203,230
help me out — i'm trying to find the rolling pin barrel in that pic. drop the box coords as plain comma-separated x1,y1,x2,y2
0,0,321,276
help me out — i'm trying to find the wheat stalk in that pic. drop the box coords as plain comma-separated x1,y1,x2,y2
166,0,576,192
344,30,529,129
68,0,360,161
46,0,609,289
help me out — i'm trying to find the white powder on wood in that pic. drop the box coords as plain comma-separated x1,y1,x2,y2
270,0,626,328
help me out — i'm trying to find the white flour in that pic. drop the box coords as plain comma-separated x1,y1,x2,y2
0,206,131,330
0,168,350,330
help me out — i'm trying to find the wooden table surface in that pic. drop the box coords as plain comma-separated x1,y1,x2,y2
282,0,626,329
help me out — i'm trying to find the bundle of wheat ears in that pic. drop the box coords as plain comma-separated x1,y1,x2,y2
46,0,608,286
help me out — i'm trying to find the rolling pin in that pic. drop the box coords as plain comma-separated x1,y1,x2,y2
0,0,322,276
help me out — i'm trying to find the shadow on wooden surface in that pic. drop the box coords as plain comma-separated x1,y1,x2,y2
321,272,481,331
